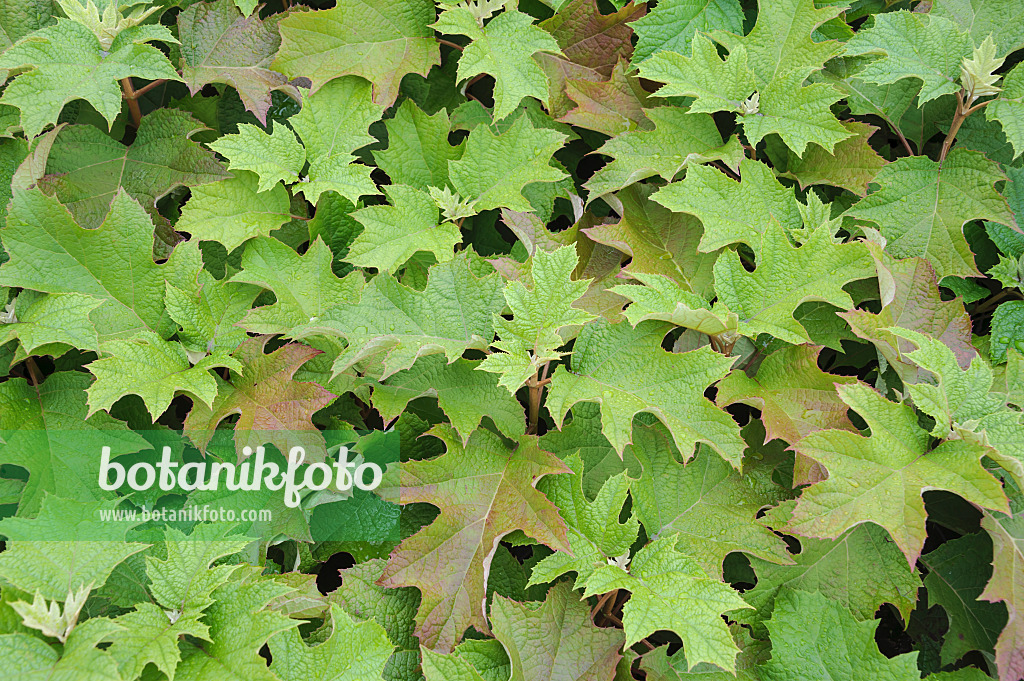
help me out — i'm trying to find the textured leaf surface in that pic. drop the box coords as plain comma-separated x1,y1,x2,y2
378,426,570,652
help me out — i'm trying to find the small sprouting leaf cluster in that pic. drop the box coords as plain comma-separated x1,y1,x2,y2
0,0,1022,679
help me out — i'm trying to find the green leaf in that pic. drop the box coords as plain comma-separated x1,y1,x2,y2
372,355,525,443
584,105,739,198
629,424,791,578
631,0,744,63
778,121,888,197
547,319,745,465
207,122,306,193
329,558,420,679
449,114,568,213
273,0,440,106
887,328,1024,495
39,110,229,229
269,604,393,681
378,426,570,652
175,566,298,681
586,184,719,298
490,582,624,681
291,254,505,379
176,171,293,253
581,535,751,671
372,99,464,191
611,272,736,336
0,291,102,355
652,159,803,258
713,217,875,344
0,618,124,681
639,625,766,681
436,8,560,121
0,20,181,137
0,189,172,340
540,0,641,75
980,510,1024,679
289,76,386,205
932,0,1024,58
528,452,638,587
232,236,363,333
992,301,1024,365
844,11,972,106
348,184,461,273
182,335,335,459
638,34,756,115
0,495,148,600
756,589,920,680
86,331,242,420
846,148,1015,279
178,0,292,124
479,245,596,391
108,524,251,681
164,240,261,356
0,372,148,515
921,532,1007,667
740,517,920,634
775,382,1009,565
988,63,1024,161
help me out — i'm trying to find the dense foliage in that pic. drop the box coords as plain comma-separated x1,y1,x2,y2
0,0,1023,679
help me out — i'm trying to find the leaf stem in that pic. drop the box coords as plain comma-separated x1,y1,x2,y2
121,78,143,128
437,38,464,51
939,90,993,162
24,357,42,387
526,361,551,434
132,78,168,99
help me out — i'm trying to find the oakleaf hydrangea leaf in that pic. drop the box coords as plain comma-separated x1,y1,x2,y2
378,426,570,652
176,171,292,252
348,184,461,273
86,331,243,420
373,99,464,191
0,291,102,356
528,452,638,588
712,218,875,344
490,582,624,681
777,382,1009,565
920,531,1007,666
0,372,148,515
207,122,306,193
638,34,756,115
933,0,1024,58
0,19,181,137
988,63,1024,161
273,0,440,106
980,510,1024,680
479,245,596,391
586,184,719,298
740,515,920,634
540,0,641,75
844,11,972,106
777,120,888,197
631,0,744,63
292,254,505,379
183,335,335,459
652,159,803,257
178,0,292,125
0,495,148,600
39,110,229,229
372,355,525,444
717,345,859,445
611,272,736,337
0,617,124,680
582,535,752,671
629,426,792,578
435,8,561,121
289,76,385,205
449,115,568,212
756,589,920,681
584,105,740,198
268,604,393,681
547,319,745,465
846,148,1015,279
0,189,172,340
233,236,363,333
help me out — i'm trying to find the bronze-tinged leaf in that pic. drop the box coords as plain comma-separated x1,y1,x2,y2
378,426,570,652
183,335,336,461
